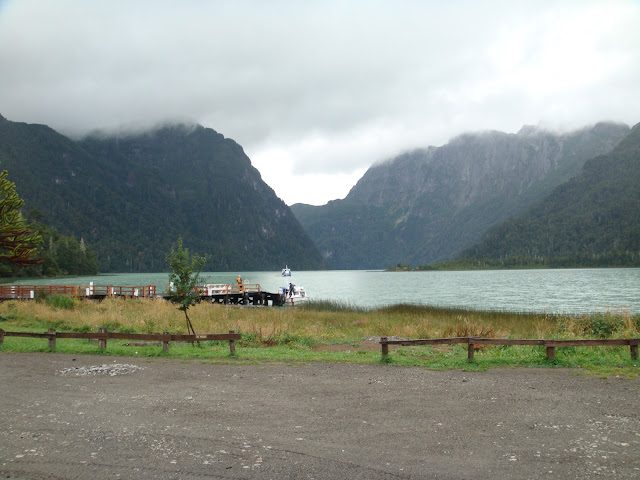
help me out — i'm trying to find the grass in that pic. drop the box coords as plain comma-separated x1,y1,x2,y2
0,297,638,377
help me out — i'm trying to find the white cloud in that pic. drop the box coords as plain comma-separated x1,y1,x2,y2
1,0,639,205
251,146,367,205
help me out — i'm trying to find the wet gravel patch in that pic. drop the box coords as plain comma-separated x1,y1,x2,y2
57,362,145,376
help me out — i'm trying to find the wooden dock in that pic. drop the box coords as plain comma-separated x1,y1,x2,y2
0,283,286,306
165,283,286,306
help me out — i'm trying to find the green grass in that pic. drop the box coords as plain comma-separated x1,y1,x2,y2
0,298,638,377
44,295,76,310
1,333,638,378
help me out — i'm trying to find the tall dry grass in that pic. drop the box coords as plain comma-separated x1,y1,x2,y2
0,297,637,341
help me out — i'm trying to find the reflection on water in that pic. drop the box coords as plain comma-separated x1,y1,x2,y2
7,268,640,314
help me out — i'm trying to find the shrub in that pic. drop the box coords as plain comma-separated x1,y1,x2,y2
442,318,495,338
72,325,93,333
577,314,624,338
99,321,121,332
142,319,155,334
44,320,71,330
45,295,75,310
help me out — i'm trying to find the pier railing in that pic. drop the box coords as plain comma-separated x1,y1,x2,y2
0,284,157,299
0,282,283,306
191,283,262,296
380,336,640,361
0,283,264,299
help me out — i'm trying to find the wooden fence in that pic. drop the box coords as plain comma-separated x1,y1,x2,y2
380,336,640,361
0,329,241,355
4,329,637,362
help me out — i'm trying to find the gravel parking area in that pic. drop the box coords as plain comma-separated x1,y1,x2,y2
1,353,638,479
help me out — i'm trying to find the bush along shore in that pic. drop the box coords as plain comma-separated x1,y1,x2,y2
0,296,638,377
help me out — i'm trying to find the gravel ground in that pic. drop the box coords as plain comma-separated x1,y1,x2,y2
0,353,638,479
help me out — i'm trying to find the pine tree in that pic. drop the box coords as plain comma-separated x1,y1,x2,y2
0,170,42,266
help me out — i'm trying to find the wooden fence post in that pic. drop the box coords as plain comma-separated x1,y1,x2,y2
0,329,4,346
48,328,56,349
163,331,170,352
99,328,107,350
229,330,236,356
546,346,555,361
631,342,638,361
467,342,475,361
381,337,389,357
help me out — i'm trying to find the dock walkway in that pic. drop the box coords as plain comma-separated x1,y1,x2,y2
0,283,285,306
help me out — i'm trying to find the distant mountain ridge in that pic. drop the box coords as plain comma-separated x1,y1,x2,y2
0,115,325,272
291,122,630,269
458,122,640,267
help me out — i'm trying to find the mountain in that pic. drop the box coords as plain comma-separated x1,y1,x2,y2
458,122,640,267
291,122,630,269
0,114,324,272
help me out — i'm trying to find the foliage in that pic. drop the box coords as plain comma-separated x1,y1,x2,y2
0,170,42,269
575,314,625,338
98,321,122,332
0,117,324,273
2,295,637,344
0,220,99,278
456,123,640,268
44,295,76,310
166,237,209,336
0,299,637,376
292,123,630,269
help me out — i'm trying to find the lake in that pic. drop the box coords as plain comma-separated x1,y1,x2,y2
7,268,640,314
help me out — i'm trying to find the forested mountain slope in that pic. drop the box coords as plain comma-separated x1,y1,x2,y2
0,114,324,272
459,122,640,267
292,123,629,269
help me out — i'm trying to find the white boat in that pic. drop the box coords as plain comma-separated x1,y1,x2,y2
280,266,308,305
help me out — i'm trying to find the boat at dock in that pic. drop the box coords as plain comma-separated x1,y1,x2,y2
280,266,308,306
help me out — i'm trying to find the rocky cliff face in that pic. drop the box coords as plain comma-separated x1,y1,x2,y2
350,122,627,210
460,122,640,267
292,122,630,269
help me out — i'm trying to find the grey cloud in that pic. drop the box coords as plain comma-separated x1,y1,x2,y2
1,0,639,204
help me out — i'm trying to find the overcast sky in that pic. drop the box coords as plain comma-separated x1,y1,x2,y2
1,1,639,205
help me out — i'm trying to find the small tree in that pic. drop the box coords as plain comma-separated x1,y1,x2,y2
0,170,42,267
165,237,209,338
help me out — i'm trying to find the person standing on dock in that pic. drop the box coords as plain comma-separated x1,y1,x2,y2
237,275,244,294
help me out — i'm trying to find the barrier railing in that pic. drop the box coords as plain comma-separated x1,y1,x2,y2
379,336,640,361
0,329,240,355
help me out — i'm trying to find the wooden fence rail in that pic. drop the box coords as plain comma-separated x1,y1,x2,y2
0,329,241,355
379,336,640,361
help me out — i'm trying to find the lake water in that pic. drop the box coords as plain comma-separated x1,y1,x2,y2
7,268,640,314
